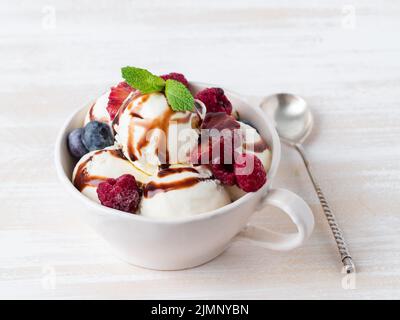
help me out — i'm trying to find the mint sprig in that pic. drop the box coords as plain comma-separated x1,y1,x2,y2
120,66,194,112
121,66,165,94
165,79,194,112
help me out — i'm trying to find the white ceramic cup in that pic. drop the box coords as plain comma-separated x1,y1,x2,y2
55,82,314,270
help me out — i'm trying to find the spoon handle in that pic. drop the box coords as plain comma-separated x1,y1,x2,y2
294,143,355,273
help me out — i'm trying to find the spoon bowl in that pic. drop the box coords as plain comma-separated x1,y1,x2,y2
260,93,313,144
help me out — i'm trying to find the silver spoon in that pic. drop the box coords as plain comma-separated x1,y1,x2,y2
260,93,355,273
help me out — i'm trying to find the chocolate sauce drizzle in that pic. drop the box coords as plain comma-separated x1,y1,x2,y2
112,90,141,132
124,93,195,165
73,149,127,192
157,166,199,178
135,107,173,163
143,176,211,198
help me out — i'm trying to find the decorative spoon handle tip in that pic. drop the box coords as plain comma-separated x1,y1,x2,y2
294,143,356,273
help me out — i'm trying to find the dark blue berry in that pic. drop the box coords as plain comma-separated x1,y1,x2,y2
82,121,114,151
68,128,89,158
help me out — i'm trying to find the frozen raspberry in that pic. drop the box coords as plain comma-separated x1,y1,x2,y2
211,164,236,186
191,133,239,165
190,138,224,165
97,174,141,213
202,113,241,163
201,112,240,131
190,142,210,164
190,113,241,165
234,153,267,192
160,72,189,87
195,88,232,114
107,82,134,120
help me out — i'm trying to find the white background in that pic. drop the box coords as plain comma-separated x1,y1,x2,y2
1,0,399,299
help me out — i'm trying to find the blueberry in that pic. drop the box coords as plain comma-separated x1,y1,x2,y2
68,128,89,158
82,121,114,151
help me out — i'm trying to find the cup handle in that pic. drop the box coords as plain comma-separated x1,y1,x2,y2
236,188,314,251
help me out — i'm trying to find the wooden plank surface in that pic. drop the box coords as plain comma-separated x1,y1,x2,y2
1,0,399,299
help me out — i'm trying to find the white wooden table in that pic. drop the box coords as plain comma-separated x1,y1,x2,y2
1,0,400,299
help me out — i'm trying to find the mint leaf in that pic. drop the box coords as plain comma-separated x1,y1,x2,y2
121,66,165,94
165,79,194,112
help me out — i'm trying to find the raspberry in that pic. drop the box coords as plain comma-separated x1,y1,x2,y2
190,113,241,165
191,134,239,165
201,112,240,131
195,88,232,114
210,164,236,186
234,153,267,192
107,82,134,120
190,142,211,164
97,174,141,213
160,72,189,87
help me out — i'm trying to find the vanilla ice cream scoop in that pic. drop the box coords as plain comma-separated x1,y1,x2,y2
84,91,111,126
114,92,200,176
72,146,149,203
140,165,230,218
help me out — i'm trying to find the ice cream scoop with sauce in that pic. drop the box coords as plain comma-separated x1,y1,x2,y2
140,165,230,218
114,92,200,176
72,146,149,203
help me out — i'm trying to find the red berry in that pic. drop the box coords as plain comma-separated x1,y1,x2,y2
195,88,232,114
190,113,241,165
97,174,141,213
160,72,189,87
190,142,211,164
190,133,240,165
107,82,134,120
211,164,236,185
234,153,267,192
201,112,240,131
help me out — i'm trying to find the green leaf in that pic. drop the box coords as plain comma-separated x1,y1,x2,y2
165,79,194,112
121,66,165,94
